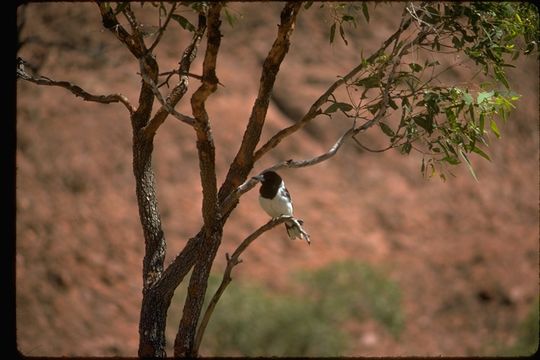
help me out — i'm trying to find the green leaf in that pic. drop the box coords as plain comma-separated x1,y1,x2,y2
413,114,434,134
442,156,461,165
388,98,398,110
479,112,485,132
362,3,370,22
367,102,381,115
329,23,336,43
171,14,196,32
471,146,491,161
114,2,130,15
463,92,474,106
324,102,354,114
339,24,348,45
408,63,423,72
477,90,495,104
401,96,411,111
490,119,501,138
356,75,381,89
459,149,478,181
494,66,510,89
400,142,412,154
223,8,238,27
380,122,395,137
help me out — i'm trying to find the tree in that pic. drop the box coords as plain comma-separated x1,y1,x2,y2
16,1,538,357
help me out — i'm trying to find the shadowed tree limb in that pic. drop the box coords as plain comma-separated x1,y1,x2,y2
143,13,207,137
221,48,401,213
193,216,293,354
97,3,172,356
218,2,302,201
97,3,146,58
253,15,412,162
16,58,135,114
148,3,178,54
174,3,223,357
140,70,196,127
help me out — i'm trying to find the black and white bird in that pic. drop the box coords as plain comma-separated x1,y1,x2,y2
254,171,310,244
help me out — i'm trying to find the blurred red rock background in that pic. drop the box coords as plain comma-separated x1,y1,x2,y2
16,2,538,357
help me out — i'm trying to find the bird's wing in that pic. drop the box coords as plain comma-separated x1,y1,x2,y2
280,186,292,205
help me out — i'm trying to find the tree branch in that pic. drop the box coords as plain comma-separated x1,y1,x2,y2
220,126,357,214
174,3,223,356
221,62,399,214
193,216,293,354
139,70,196,127
148,3,178,54
97,3,145,58
120,4,148,53
16,58,135,114
253,16,413,162
142,14,207,137
218,2,302,201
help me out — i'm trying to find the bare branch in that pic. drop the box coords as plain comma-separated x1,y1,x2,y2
253,15,413,162
193,216,292,354
142,15,207,137
120,4,148,53
148,3,178,53
221,57,400,213
139,70,195,126
175,3,223,356
221,126,356,214
352,137,395,153
219,2,302,199
97,3,145,58
17,58,135,114
158,70,200,88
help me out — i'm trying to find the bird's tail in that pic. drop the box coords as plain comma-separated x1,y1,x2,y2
285,218,311,245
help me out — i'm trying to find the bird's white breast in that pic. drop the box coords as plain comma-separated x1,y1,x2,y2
258,182,293,218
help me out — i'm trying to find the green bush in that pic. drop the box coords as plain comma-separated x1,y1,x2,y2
496,298,539,356
169,260,405,356
202,277,347,356
297,260,405,338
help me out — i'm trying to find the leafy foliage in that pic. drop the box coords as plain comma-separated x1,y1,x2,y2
297,260,404,338
319,2,538,180
492,298,539,356
201,276,346,356
316,2,370,45
172,261,403,356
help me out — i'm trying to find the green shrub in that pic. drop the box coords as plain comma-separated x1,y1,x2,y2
202,277,347,356
497,298,539,356
168,260,405,356
297,260,405,337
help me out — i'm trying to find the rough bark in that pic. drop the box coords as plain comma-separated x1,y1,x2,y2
173,3,223,357
219,2,302,201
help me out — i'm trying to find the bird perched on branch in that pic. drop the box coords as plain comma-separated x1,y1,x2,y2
254,171,310,245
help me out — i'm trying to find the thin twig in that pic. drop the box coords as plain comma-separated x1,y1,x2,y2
193,215,292,354
121,4,147,52
218,1,302,201
174,4,223,356
142,15,207,137
221,126,358,214
352,136,395,152
253,15,413,162
148,3,178,53
17,58,135,114
139,68,195,126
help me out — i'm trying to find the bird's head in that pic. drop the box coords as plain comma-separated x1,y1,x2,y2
254,170,282,185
